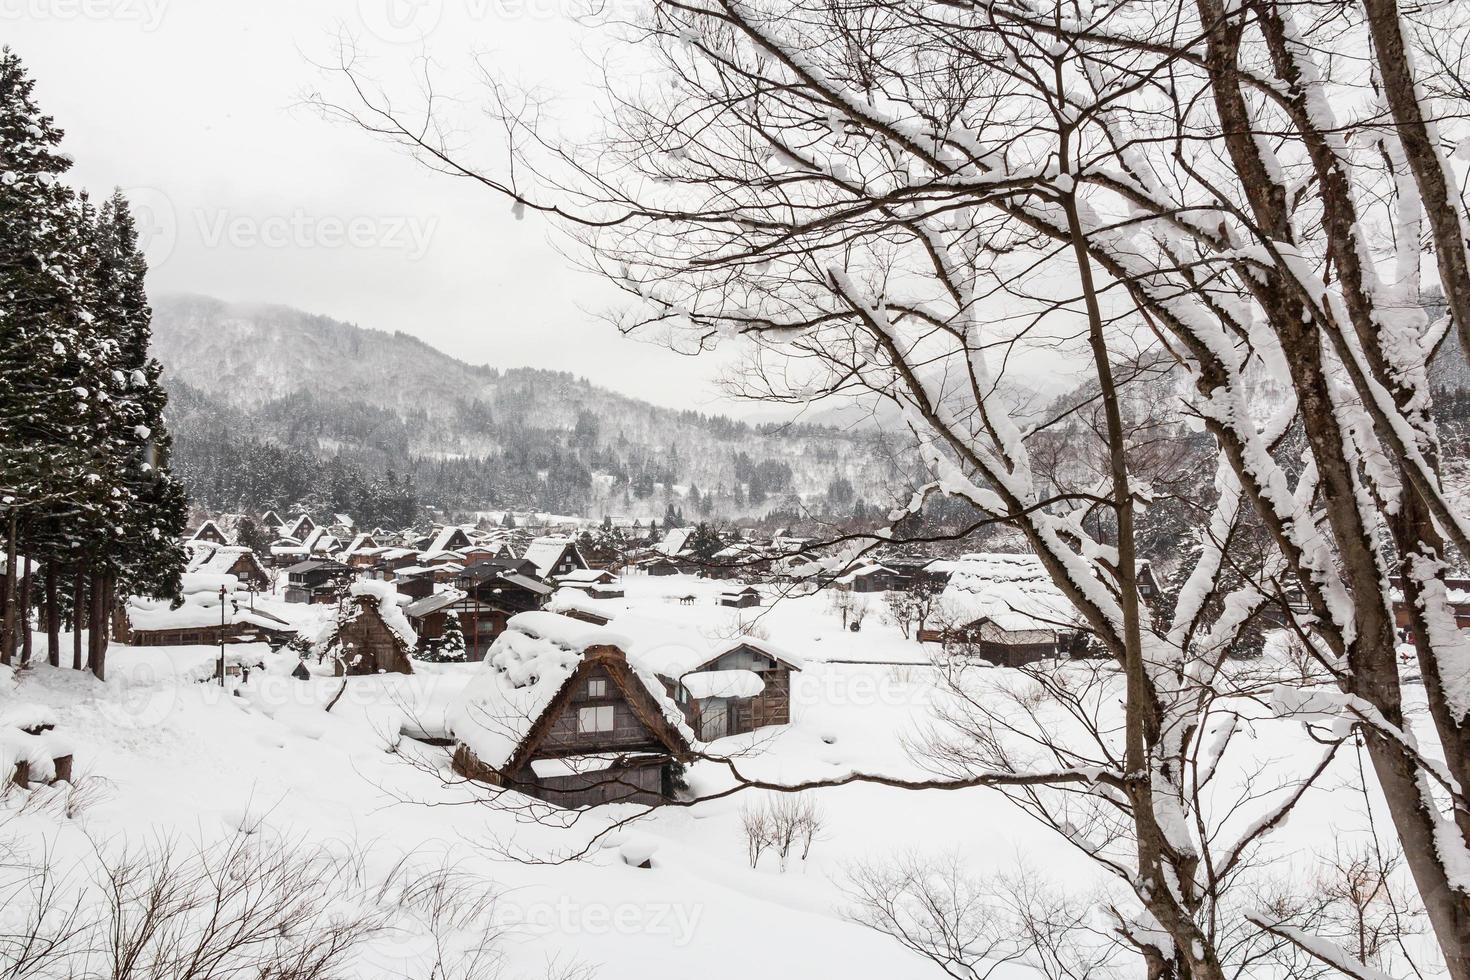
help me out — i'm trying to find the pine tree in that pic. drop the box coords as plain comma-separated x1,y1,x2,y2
417,611,467,663
0,48,89,661
98,190,187,604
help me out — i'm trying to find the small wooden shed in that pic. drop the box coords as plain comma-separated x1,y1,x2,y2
316,584,416,675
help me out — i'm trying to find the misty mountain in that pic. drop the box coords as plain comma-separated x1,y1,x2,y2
151,295,911,522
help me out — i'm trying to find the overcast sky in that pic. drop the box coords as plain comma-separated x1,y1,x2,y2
9,0,748,411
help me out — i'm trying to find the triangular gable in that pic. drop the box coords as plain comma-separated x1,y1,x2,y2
697,638,803,674
504,644,692,775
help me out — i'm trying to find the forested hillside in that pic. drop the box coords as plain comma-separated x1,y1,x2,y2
154,295,908,521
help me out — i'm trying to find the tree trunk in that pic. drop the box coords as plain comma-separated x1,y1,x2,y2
90,569,106,681
72,565,84,671
2,512,16,666
1358,0,1470,368
19,564,32,665
45,563,59,667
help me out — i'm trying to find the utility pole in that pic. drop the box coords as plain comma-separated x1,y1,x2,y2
218,584,226,687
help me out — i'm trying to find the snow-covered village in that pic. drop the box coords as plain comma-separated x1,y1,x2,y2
9,0,1470,977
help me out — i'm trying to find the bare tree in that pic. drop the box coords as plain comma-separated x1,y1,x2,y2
312,0,1470,971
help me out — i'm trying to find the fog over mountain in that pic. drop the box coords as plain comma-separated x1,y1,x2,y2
151,294,914,522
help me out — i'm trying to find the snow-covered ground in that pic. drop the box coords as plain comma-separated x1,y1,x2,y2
0,573,1418,978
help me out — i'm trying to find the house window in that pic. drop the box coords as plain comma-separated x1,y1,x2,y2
588,679,606,698
578,705,615,733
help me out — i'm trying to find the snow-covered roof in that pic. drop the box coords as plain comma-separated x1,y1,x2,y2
522,537,578,579
187,545,262,578
188,519,229,543
683,669,765,699
557,568,610,584
934,553,1078,634
546,588,615,620
404,589,466,619
180,571,240,595
126,590,293,634
314,581,419,650
656,527,694,556
425,525,470,556
706,635,805,671
340,533,378,558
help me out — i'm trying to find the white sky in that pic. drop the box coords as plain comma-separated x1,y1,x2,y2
9,0,741,411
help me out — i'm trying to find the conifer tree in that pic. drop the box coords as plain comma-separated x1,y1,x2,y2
0,48,88,661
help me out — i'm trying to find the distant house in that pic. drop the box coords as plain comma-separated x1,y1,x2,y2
1390,575,1470,636
671,638,801,741
283,559,353,604
391,567,438,601
259,509,284,531
916,552,1078,667
419,525,475,559
833,563,906,593
640,554,704,577
339,533,381,566
403,589,466,647
523,537,589,581
187,520,231,546
119,591,295,647
656,526,695,558
448,617,693,807
367,549,421,579
555,568,622,598
314,583,416,675
280,514,317,541
705,543,771,580
449,559,554,656
187,544,270,592
718,586,762,609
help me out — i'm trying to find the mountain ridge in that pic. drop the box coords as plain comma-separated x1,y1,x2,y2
149,294,906,521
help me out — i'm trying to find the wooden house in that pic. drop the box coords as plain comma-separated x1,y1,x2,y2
448,628,693,807
918,614,1062,666
339,533,381,565
392,567,438,601
914,552,1078,667
523,537,589,582
450,560,554,657
717,586,762,608
1390,575,1470,635
834,563,906,593
419,525,475,558
187,545,270,592
403,589,464,647
119,591,295,647
554,568,623,598
315,583,416,675
259,509,284,531
280,514,317,541
187,519,231,546
282,559,353,604
671,639,800,741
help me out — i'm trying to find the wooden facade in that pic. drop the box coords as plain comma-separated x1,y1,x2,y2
188,520,230,545
916,617,1059,667
674,641,798,741
319,595,414,675
219,550,270,591
717,587,761,608
452,644,691,807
